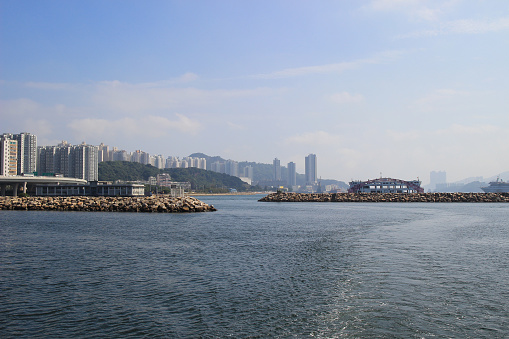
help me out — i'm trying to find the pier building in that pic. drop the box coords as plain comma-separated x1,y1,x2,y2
35,181,145,197
348,177,424,193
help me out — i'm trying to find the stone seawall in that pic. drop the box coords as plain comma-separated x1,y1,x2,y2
0,196,216,212
259,192,509,203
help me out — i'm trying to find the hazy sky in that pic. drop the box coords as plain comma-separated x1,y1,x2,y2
1,0,508,183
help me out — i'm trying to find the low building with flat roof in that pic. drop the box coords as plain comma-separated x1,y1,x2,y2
35,181,145,197
348,177,423,193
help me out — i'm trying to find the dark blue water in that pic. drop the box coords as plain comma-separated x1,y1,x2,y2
1,195,508,338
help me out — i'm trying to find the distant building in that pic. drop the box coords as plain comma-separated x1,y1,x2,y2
156,173,172,186
225,160,238,177
211,161,225,174
430,171,447,191
287,161,296,187
305,154,317,185
348,177,424,193
165,156,206,170
243,165,253,180
273,158,281,181
98,143,110,162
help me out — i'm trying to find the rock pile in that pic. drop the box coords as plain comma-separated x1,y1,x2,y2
259,192,509,203
0,196,216,212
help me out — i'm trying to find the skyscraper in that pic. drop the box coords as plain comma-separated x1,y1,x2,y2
273,158,281,181
287,161,296,187
305,154,317,185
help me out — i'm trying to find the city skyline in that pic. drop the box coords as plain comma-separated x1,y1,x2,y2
2,1,508,184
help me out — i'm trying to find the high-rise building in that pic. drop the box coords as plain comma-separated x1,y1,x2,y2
0,136,18,176
13,133,37,174
37,143,98,181
69,144,98,181
287,161,296,187
305,154,317,185
243,165,253,180
98,143,110,162
273,158,281,181
38,146,57,174
430,171,447,190
225,160,238,177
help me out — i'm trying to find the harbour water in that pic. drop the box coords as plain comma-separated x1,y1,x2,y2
1,195,508,338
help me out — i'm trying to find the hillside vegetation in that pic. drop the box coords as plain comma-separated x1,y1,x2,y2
98,161,254,192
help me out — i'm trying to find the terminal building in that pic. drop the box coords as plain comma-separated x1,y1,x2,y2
35,181,145,197
348,177,424,193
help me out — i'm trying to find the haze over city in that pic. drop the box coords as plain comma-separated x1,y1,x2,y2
1,0,508,184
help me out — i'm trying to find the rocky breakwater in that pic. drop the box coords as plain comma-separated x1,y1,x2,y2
0,196,217,213
259,192,509,203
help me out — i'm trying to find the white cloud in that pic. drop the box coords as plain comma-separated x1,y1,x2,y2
92,80,275,114
226,121,245,130
25,82,76,91
284,131,342,146
364,0,460,21
178,72,199,83
398,16,509,38
412,88,471,112
67,114,202,142
330,92,364,104
253,50,406,79
435,123,500,136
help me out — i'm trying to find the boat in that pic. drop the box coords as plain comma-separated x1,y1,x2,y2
481,177,509,193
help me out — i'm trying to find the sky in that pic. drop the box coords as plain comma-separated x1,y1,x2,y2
1,0,508,184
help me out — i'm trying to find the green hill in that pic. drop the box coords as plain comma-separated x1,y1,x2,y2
98,161,253,192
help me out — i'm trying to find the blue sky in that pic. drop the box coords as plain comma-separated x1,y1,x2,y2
1,0,508,183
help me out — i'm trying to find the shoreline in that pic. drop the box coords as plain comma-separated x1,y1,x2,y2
259,192,509,203
0,196,217,213
187,192,266,196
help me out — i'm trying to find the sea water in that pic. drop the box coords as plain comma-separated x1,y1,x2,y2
1,195,508,338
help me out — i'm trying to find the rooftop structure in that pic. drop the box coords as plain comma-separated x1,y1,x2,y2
348,177,424,193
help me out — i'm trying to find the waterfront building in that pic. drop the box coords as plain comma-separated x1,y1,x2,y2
273,158,281,181
348,177,424,193
35,181,145,197
305,154,317,185
287,161,296,187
